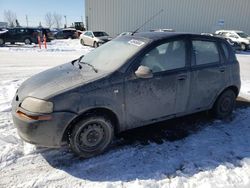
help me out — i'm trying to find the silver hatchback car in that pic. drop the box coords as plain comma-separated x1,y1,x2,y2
12,32,240,158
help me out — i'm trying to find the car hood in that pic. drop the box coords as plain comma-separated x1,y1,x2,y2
16,62,108,100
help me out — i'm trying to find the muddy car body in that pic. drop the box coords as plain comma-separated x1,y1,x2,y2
12,32,241,158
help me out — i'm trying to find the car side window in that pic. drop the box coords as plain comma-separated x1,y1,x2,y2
84,32,92,37
192,40,219,65
140,40,186,73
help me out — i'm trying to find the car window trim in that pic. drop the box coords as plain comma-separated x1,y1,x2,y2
190,38,222,68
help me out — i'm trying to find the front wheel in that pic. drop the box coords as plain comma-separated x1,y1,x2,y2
241,43,247,51
80,39,85,46
69,116,114,158
93,41,99,48
212,89,236,119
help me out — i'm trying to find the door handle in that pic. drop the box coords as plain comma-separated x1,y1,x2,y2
177,74,187,81
219,67,225,73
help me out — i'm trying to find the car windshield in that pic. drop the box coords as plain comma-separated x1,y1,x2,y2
237,32,249,38
93,32,109,37
80,37,149,71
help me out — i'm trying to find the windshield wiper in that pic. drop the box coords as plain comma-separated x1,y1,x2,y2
80,62,98,73
71,59,82,69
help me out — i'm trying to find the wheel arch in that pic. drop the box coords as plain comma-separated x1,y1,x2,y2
61,107,120,143
212,85,239,108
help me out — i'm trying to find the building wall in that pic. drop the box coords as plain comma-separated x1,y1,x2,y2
85,0,250,37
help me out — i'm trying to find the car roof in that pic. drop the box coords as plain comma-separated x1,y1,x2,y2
132,32,219,42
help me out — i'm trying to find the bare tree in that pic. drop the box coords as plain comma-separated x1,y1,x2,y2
4,10,17,27
53,13,62,29
45,12,54,28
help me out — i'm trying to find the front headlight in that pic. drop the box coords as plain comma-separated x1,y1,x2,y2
21,97,53,113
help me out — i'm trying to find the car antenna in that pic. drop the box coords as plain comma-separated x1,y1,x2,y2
131,9,164,35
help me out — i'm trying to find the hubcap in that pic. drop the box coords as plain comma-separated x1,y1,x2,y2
78,123,105,149
220,97,232,113
241,44,246,50
25,39,30,44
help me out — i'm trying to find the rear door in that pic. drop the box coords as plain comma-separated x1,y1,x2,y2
188,37,226,111
124,37,190,128
7,28,18,42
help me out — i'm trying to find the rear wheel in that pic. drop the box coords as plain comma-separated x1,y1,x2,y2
0,38,5,46
24,38,32,45
212,89,236,119
10,41,15,45
69,116,114,158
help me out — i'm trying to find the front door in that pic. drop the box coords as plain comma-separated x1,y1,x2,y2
124,38,190,129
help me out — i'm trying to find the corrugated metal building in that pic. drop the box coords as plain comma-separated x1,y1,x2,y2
85,0,250,37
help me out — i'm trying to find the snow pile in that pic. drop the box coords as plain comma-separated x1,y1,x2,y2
0,43,250,187
0,39,93,53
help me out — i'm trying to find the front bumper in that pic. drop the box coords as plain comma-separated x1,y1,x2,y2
12,109,76,147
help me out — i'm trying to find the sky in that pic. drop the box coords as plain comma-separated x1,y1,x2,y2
0,0,85,27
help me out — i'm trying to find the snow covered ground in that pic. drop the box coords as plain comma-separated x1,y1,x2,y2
0,40,250,188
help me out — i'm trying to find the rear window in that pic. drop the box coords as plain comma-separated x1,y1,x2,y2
192,40,219,65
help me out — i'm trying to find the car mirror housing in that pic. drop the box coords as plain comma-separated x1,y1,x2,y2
135,65,153,79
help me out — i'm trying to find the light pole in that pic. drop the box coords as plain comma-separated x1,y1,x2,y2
26,15,28,27
64,15,67,28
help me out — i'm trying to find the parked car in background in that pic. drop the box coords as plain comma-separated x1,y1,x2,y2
215,30,250,51
76,30,83,38
201,33,213,36
54,28,78,39
150,28,175,32
117,32,132,37
0,27,40,45
201,33,241,51
12,32,240,158
50,28,60,37
80,31,112,48
213,34,241,51
39,28,54,42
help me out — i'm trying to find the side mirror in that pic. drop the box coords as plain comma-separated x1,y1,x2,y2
135,65,153,79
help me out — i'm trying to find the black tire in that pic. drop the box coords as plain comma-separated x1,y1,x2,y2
212,89,236,119
93,41,99,48
80,39,85,46
69,116,114,158
24,38,32,45
0,38,5,46
241,43,247,51
10,41,15,45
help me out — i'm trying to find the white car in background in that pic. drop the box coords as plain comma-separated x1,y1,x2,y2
79,31,112,48
215,30,250,51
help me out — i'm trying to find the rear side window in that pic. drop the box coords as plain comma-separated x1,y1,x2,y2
192,40,219,65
